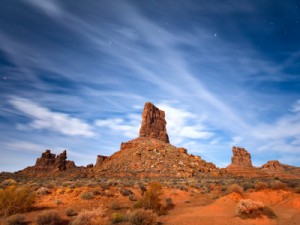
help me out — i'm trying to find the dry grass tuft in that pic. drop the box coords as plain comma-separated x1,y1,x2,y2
236,199,276,219
228,184,243,195
70,208,107,225
0,186,36,217
270,181,287,190
255,181,269,191
129,209,157,225
36,210,61,225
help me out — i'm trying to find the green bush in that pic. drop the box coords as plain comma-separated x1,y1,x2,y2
0,186,36,217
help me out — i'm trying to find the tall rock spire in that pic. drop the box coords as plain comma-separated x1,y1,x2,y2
139,102,169,143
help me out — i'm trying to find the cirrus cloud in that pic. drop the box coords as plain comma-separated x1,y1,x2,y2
9,97,95,137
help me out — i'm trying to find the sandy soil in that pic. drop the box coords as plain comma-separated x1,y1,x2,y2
160,190,300,225
1,186,300,225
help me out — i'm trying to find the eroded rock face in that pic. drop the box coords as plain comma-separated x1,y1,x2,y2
139,102,169,143
35,150,75,171
95,155,108,167
35,150,56,166
261,160,288,173
231,146,252,167
54,150,67,171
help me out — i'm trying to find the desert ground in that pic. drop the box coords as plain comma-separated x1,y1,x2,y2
1,176,300,225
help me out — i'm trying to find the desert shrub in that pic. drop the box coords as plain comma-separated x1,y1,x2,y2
270,181,287,190
255,181,269,191
242,182,254,191
120,188,133,196
111,200,121,210
54,200,62,205
104,190,114,197
6,214,25,225
111,212,125,224
66,207,78,217
92,189,101,195
1,179,17,188
138,183,147,196
0,186,36,217
228,184,243,195
165,198,175,209
36,187,50,195
87,182,98,187
129,194,137,201
129,209,157,225
80,192,94,200
70,208,106,225
134,182,166,215
36,211,61,225
236,199,276,219
45,183,55,189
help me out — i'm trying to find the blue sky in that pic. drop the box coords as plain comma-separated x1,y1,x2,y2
1,0,300,172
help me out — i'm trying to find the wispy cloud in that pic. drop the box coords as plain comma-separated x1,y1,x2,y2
95,114,140,138
23,0,63,17
9,97,95,137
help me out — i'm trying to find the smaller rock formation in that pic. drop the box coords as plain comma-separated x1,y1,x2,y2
95,155,108,167
231,146,252,167
261,160,284,172
21,149,76,177
260,160,300,178
35,150,56,166
226,146,268,177
54,150,67,171
139,102,169,143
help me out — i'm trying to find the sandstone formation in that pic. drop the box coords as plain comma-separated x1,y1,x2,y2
14,102,300,179
95,155,108,167
94,102,220,178
231,146,252,167
95,137,220,178
20,149,76,177
35,150,56,166
226,147,267,177
261,160,284,173
139,102,169,143
260,160,300,179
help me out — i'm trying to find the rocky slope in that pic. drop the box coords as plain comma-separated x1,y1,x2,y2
95,102,219,177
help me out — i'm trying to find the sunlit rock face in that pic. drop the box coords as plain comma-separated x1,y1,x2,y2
231,146,252,167
139,102,169,143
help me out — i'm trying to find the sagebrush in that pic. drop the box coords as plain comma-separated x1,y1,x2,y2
0,186,36,217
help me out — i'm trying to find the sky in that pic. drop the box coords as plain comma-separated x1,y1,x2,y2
1,0,300,172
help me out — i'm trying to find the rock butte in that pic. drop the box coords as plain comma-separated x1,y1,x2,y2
16,102,300,179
